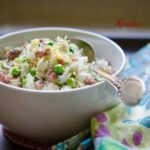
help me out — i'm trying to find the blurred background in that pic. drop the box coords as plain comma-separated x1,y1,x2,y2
0,0,150,38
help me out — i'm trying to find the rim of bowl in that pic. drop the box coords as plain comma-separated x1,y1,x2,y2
0,27,126,94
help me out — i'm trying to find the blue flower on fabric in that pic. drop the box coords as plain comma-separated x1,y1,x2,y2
122,119,135,125
146,100,150,109
140,117,150,128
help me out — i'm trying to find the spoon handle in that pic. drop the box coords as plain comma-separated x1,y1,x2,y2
90,67,117,83
90,66,146,106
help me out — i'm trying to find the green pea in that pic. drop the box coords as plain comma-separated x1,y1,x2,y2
11,67,21,77
28,68,36,76
69,46,74,53
22,78,27,85
48,40,55,46
53,64,64,75
66,77,76,88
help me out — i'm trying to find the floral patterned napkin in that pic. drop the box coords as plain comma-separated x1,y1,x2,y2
91,44,150,150
52,44,150,150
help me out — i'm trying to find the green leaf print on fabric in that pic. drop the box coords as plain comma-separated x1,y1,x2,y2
97,138,130,150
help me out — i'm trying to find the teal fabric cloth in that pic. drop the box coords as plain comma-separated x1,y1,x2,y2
52,44,150,150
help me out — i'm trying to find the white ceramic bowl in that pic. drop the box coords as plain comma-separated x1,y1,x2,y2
0,27,125,142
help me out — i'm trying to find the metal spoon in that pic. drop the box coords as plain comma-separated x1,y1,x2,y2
69,38,94,63
70,38,146,106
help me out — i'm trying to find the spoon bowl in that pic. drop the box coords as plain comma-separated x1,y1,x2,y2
70,38,95,62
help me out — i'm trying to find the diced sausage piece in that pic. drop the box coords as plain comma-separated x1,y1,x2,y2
46,69,57,82
35,50,47,58
35,49,51,58
72,57,78,62
84,78,96,85
57,58,64,65
46,69,53,75
46,72,57,82
6,49,21,60
49,72,57,82
0,72,10,83
39,39,43,43
35,80,44,90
